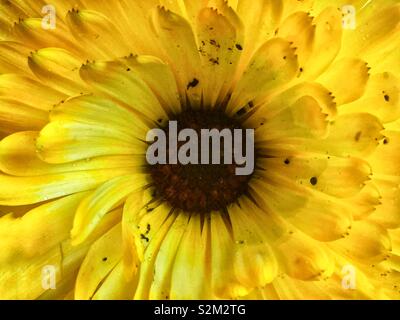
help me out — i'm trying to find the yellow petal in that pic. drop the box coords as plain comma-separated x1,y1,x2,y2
277,11,314,70
0,41,31,74
1,0,62,21
331,220,392,264
260,156,371,198
349,180,381,221
368,178,400,229
38,270,79,301
369,130,400,176
281,0,313,18
159,0,194,19
310,113,383,157
66,9,131,59
151,6,203,107
36,119,145,164
255,95,329,140
182,0,209,21
251,176,352,241
0,168,133,205
0,192,86,258
87,0,163,56
300,7,342,80
276,231,334,281
210,212,250,298
0,131,142,176
318,58,370,105
236,0,283,59
124,192,171,262
72,174,147,245
245,82,337,130
80,60,168,123
28,48,87,95
0,1,28,39
149,213,190,300
368,45,400,76
271,275,332,300
11,18,83,56
0,238,89,300
342,4,400,60
287,198,352,242
250,177,307,217
227,38,298,115
121,192,146,281
229,199,279,288
169,213,211,299
49,95,149,137
123,55,181,115
242,284,280,300
390,228,400,256
75,223,122,300
133,207,177,300
0,193,89,299
0,74,66,111
196,7,243,108
0,99,47,135
92,261,136,300
341,72,400,123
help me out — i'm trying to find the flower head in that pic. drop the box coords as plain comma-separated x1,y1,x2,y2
0,0,399,300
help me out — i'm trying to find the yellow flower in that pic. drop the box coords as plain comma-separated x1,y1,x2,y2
0,0,399,300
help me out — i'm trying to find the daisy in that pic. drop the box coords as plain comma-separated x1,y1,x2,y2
0,0,399,300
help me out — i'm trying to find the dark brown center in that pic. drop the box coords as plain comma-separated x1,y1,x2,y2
148,109,253,214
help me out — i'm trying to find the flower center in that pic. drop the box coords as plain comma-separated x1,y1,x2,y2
148,109,254,214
